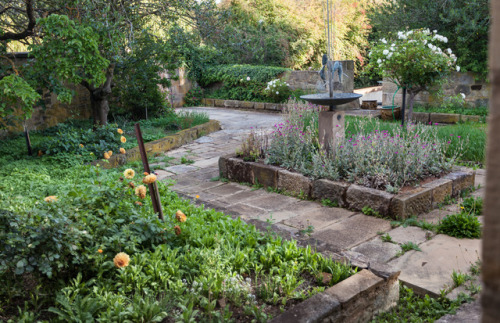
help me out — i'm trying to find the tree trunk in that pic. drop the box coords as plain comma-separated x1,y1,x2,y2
82,63,115,126
405,90,418,122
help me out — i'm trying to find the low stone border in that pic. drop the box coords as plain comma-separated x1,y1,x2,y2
219,156,475,219
201,98,286,112
94,120,221,169
413,112,483,124
271,267,399,323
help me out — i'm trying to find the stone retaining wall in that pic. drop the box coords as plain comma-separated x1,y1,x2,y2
94,120,221,169
201,98,287,112
382,72,490,108
219,156,475,219
412,112,483,124
272,268,399,323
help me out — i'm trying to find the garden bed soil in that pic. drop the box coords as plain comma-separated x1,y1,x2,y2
219,155,475,219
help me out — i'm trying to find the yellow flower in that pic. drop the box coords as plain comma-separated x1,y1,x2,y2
98,249,103,254
195,195,200,199
117,128,124,135
113,252,130,268
135,201,143,206
123,169,135,179
174,225,181,236
120,147,126,154
128,181,135,188
120,136,127,143
108,150,113,157
135,185,147,199
79,144,84,148
44,195,58,203
143,172,149,176
460,206,464,209
176,210,187,223
103,152,110,159
142,174,157,185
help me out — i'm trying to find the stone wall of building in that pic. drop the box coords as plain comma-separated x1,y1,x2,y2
158,68,194,108
382,72,490,107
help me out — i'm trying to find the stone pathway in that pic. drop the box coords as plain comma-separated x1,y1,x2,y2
153,107,483,320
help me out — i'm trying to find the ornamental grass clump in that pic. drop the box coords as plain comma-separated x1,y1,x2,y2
264,100,462,192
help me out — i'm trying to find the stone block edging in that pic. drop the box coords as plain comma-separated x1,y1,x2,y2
94,120,221,169
219,156,475,219
413,112,483,124
202,98,285,113
271,268,400,323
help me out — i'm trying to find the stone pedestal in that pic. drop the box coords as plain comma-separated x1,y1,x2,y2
319,111,345,156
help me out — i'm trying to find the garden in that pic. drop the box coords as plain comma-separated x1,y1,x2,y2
0,0,490,322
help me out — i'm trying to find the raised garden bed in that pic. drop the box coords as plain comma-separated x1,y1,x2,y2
219,155,475,219
94,120,221,168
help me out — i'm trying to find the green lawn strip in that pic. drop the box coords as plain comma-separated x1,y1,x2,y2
345,116,486,165
0,155,355,322
413,105,488,117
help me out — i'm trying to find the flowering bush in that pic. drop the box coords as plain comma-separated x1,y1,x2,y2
264,100,462,192
368,29,459,120
183,86,204,107
263,79,292,103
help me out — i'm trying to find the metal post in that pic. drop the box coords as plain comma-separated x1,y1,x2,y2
401,87,407,126
24,130,32,156
134,123,164,220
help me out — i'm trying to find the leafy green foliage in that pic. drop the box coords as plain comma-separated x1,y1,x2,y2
381,234,394,243
372,284,469,322
391,217,437,232
451,270,471,288
321,199,339,208
0,74,41,121
0,138,355,321
183,87,204,107
400,242,422,253
362,206,382,217
367,29,457,110
29,14,109,102
263,79,292,103
438,213,481,239
200,64,290,102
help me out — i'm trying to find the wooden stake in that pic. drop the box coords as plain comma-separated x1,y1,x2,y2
134,123,164,220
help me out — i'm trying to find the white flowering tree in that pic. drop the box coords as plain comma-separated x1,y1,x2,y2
368,29,459,121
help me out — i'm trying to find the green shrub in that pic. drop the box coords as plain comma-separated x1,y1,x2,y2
263,79,292,103
438,213,481,238
183,87,204,107
200,64,289,102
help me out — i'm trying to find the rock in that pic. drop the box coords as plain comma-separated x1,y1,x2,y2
389,187,433,219
312,179,350,207
430,113,460,124
251,163,280,189
278,169,312,197
346,184,394,215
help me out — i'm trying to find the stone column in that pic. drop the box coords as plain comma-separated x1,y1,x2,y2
318,111,345,157
482,1,500,322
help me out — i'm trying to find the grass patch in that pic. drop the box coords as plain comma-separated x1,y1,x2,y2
391,217,437,232
413,104,488,117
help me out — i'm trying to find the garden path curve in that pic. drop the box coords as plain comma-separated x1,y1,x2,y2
153,107,483,320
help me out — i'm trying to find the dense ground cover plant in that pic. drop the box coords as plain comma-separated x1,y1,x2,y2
200,64,290,102
3,111,209,164
263,100,461,192
413,105,488,117
183,86,205,107
438,213,482,239
368,29,459,120
0,141,355,321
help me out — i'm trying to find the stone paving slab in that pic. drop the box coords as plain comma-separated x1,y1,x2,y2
311,214,392,251
216,188,272,205
205,183,249,196
283,205,355,231
192,156,219,168
241,194,298,212
388,234,481,296
351,237,402,264
224,203,268,220
165,164,199,174
388,226,432,245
